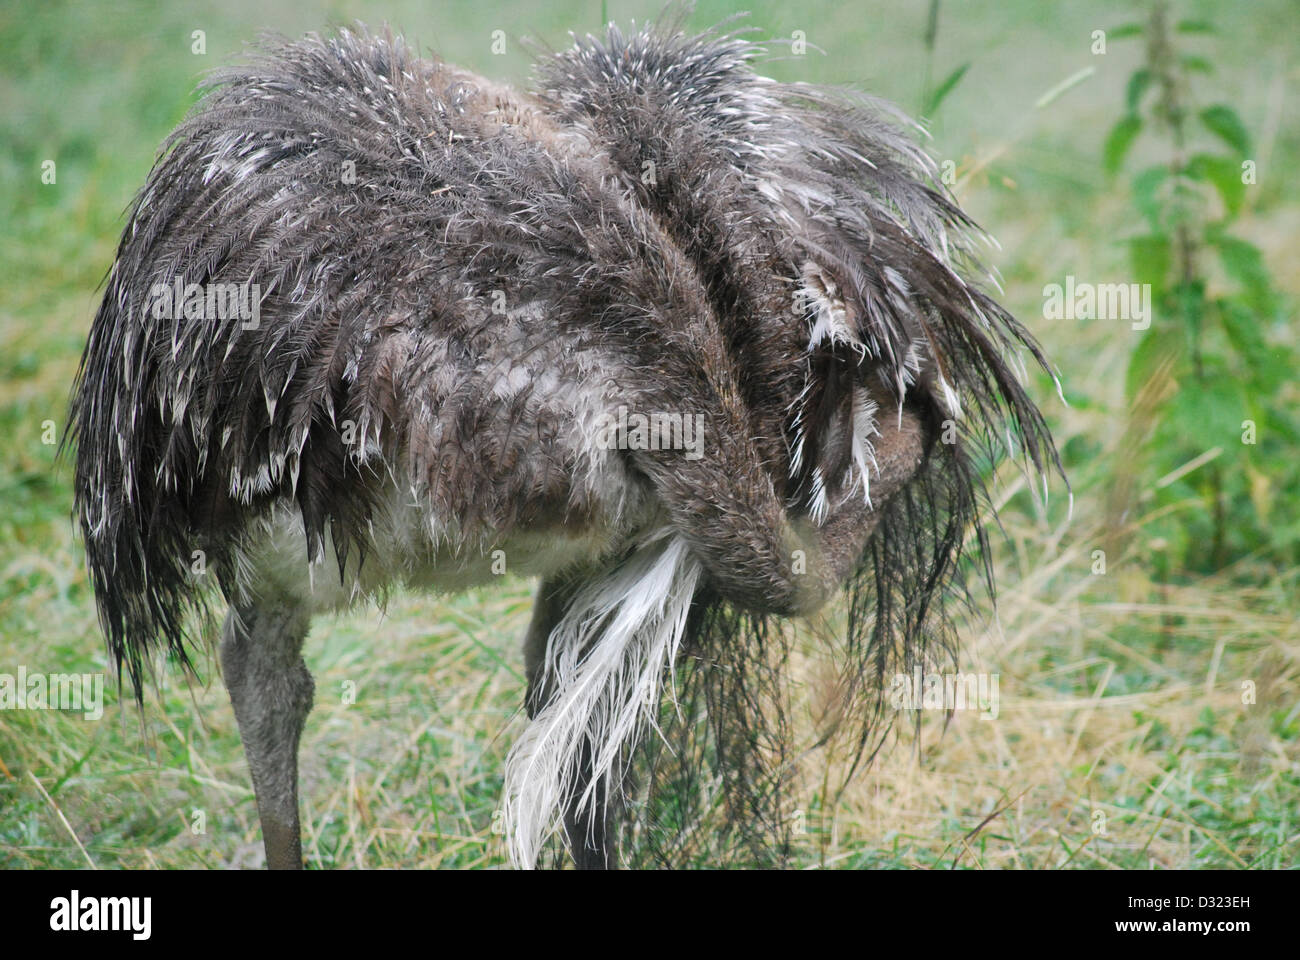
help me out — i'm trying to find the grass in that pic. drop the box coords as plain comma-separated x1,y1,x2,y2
0,0,1296,869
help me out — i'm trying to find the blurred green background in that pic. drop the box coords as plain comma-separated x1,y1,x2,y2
1,0,1296,868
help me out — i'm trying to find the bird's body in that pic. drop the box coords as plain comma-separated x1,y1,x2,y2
68,18,1059,868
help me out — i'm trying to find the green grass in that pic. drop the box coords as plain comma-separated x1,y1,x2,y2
1,0,1296,869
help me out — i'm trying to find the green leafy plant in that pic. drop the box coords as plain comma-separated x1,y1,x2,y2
1104,2,1298,575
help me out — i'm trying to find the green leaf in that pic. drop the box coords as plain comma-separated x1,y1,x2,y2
1171,378,1245,452
1263,405,1300,447
923,62,971,118
1165,179,1207,229
1107,23,1144,40
1181,54,1214,74
1199,105,1251,156
1215,235,1274,317
1217,299,1267,364
1177,19,1216,34
1186,153,1245,218
1217,298,1287,393
1132,166,1169,230
1129,234,1171,296
1126,69,1153,112
1104,114,1142,175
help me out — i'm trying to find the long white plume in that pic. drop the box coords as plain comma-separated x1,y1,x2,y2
503,529,702,868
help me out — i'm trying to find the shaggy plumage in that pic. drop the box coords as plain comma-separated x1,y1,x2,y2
67,14,1061,868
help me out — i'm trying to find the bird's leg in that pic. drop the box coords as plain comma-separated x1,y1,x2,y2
220,601,314,870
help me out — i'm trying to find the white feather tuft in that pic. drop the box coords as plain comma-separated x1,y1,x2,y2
847,385,880,508
503,529,701,868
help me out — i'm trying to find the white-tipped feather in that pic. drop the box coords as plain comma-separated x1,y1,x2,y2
848,385,880,507
502,530,701,868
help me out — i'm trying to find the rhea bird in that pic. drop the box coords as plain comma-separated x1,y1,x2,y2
67,16,1061,869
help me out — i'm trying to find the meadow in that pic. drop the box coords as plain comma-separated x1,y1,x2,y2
1,0,1296,868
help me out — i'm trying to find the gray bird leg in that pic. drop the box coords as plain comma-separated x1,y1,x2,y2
220,602,314,870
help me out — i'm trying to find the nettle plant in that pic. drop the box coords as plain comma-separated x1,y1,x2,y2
1104,4,1297,575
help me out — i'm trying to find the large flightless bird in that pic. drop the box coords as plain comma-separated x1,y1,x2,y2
68,15,1061,869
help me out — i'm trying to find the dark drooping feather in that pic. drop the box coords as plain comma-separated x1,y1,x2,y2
67,13,1062,866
